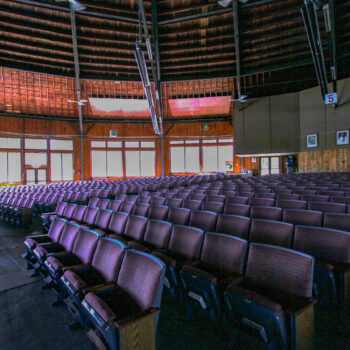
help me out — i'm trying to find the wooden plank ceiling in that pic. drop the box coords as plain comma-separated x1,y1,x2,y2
0,0,349,121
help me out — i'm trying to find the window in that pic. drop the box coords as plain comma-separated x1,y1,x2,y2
107,141,122,148
91,150,123,178
50,139,73,151
0,138,21,149
202,143,233,173
51,153,73,181
261,157,270,176
218,145,233,172
125,142,139,148
125,151,156,177
270,157,280,174
25,138,47,149
91,141,106,148
0,152,21,183
25,153,47,167
170,146,200,173
141,142,155,148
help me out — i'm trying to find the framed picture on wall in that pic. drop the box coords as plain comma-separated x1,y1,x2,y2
336,130,349,145
306,134,318,148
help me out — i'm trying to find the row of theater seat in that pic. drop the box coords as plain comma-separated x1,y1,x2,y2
23,219,166,350
27,213,350,349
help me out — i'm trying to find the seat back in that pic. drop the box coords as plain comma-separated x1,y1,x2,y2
167,207,191,226
150,197,166,206
119,201,135,214
144,220,173,249
189,194,206,202
117,250,165,311
276,194,300,201
92,237,125,283
201,201,224,214
132,203,150,217
216,214,250,239
108,212,129,235
94,209,113,230
323,212,350,232
282,209,322,226
165,198,183,208
82,206,99,226
249,198,275,207
275,199,307,210
97,199,110,210
47,217,67,241
308,201,346,213
55,202,67,216
201,233,248,277
301,195,329,202
58,222,80,251
147,205,169,220
63,203,77,220
250,206,282,221
168,225,204,261
126,195,138,203
206,194,226,203
123,215,148,241
72,229,100,264
245,243,314,298
189,210,217,232
182,200,202,211
294,226,350,264
108,200,122,212
137,196,152,204
88,198,100,207
250,219,293,248
224,203,250,217
115,194,127,201
226,196,249,205
71,205,87,222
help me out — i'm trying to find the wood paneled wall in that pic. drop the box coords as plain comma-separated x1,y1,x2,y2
299,148,350,173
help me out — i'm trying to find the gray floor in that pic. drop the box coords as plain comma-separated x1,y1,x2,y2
0,222,349,350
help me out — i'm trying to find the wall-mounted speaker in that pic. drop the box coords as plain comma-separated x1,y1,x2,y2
109,130,117,137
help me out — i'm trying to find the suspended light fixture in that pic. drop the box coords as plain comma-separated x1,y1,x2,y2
55,0,86,12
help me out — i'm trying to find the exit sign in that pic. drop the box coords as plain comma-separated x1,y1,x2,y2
325,93,337,104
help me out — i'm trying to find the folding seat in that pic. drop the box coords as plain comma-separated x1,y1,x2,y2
149,191,162,198
206,194,226,203
153,225,204,297
166,207,190,226
237,191,254,198
283,209,322,227
175,193,191,200
41,202,68,228
206,189,221,195
293,190,317,196
91,189,103,198
254,193,276,199
44,228,100,285
97,198,111,210
323,212,350,232
103,211,129,236
189,194,206,202
165,198,183,208
137,195,152,204
81,249,166,350
330,196,350,204
88,198,100,207
107,200,122,212
275,199,307,210
32,222,80,269
318,190,345,197
224,243,315,350
60,237,126,326
126,194,138,203
294,225,350,309
147,204,169,220
180,233,248,320
128,219,173,252
138,190,150,197
79,206,99,228
77,192,90,205
111,215,148,244
83,209,113,233
118,201,135,214
274,189,293,195
150,197,166,206
224,203,250,217
69,205,87,224
201,201,224,214
226,196,249,205
162,192,174,199
100,189,111,199
132,203,150,217
250,206,282,221
249,197,275,207
189,210,217,232
23,218,67,267
114,193,127,201
69,192,81,203
13,198,36,227
276,194,300,201
221,190,237,197
308,201,346,213
250,219,294,248
182,199,202,211
216,214,250,239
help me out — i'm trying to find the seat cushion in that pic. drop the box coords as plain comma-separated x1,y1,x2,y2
152,252,178,267
85,288,141,324
64,269,106,291
33,245,48,259
181,265,218,285
127,241,149,252
46,254,81,274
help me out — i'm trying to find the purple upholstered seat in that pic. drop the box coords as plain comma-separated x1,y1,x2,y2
167,207,191,226
216,214,250,239
250,206,282,221
189,210,217,232
224,203,250,217
282,209,322,227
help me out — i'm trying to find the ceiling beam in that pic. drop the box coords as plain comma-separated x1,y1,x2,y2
232,0,242,99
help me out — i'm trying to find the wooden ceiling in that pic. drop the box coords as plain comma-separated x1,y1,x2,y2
0,0,350,120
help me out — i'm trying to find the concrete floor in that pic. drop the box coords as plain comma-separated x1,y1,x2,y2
0,222,349,350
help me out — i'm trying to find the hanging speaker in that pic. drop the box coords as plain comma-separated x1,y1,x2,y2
109,130,117,137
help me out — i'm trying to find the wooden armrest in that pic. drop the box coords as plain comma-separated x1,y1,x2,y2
62,263,90,272
83,283,115,294
116,308,160,329
285,299,317,316
49,250,70,258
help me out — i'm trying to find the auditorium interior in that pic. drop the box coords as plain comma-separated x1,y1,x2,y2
0,0,350,349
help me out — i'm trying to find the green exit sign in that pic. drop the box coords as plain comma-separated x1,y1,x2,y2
203,123,209,130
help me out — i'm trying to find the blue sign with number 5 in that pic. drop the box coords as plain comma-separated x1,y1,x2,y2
325,93,337,104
